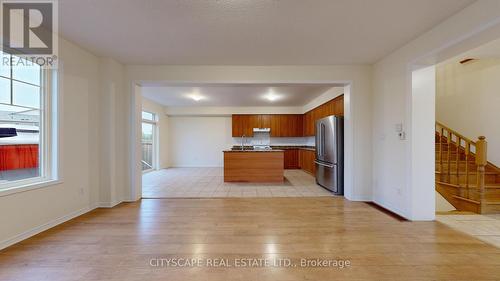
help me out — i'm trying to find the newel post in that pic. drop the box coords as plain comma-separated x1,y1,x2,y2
475,136,487,204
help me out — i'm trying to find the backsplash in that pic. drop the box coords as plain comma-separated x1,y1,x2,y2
232,136,314,146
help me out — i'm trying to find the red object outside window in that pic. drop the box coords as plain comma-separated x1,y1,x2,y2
0,145,39,171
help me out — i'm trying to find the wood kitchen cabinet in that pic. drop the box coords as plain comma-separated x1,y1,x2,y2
334,95,344,115
232,114,253,137
232,114,272,137
231,94,343,137
274,114,303,137
299,149,316,175
302,94,344,136
233,114,304,137
284,149,300,169
259,114,271,128
270,115,280,137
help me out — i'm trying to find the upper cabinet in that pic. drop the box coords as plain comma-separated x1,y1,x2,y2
232,114,253,137
232,114,303,137
276,114,303,137
303,94,344,136
232,94,344,137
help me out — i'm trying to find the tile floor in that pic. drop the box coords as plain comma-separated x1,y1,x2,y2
142,167,334,198
436,213,500,248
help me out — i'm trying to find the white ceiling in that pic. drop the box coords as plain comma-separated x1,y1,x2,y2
141,84,337,107
59,0,473,65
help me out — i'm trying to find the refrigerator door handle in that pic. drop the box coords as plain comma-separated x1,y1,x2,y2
319,123,326,156
314,160,335,168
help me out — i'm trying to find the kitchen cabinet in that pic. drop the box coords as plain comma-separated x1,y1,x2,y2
224,151,284,182
231,94,343,138
284,149,300,169
233,114,303,137
232,115,253,137
303,111,313,136
275,114,303,137
334,95,344,115
303,94,344,136
232,114,272,137
299,149,316,175
259,114,271,128
270,115,280,137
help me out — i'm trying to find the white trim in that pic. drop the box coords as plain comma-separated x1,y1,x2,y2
0,66,61,193
95,200,123,208
0,179,61,197
0,205,94,251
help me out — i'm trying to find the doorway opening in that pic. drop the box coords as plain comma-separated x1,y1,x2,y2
411,37,500,245
136,82,353,199
141,111,157,172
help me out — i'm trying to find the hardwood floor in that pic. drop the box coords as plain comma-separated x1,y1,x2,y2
1,198,500,280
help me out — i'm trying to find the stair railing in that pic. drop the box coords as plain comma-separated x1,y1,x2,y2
435,122,487,200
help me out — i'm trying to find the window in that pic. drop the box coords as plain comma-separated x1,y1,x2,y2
141,111,156,172
0,51,57,190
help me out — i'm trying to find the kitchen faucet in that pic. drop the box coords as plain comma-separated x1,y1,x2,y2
241,134,246,150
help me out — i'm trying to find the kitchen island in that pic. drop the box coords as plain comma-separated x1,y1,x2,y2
223,149,284,182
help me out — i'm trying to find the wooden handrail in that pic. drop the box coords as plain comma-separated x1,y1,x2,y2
435,122,487,202
436,122,476,145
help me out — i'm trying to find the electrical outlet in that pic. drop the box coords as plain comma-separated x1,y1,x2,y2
79,187,85,196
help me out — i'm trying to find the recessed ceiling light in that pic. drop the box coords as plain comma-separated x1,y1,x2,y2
189,94,204,101
186,89,204,101
264,90,281,102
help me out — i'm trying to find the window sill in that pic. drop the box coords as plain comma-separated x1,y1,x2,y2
0,179,62,197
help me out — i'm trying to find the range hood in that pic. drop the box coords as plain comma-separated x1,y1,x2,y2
253,128,270,133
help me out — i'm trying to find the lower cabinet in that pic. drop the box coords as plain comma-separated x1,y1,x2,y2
299,149,316,175
284,149,300,169
283,148,316,175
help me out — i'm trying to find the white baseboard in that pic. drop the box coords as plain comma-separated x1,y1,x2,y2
95,200,123,208
0,206,95,251
372,198,408,219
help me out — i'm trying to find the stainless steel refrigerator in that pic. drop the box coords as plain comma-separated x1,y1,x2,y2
315,116,344,195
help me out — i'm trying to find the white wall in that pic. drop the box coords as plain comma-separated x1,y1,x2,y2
436,59,500,166
99,58,127,207
168,116,233,167
127,66,373,201
0,37,102,248
372,0,500,220
165,106,303,115
411,66,436,220
142,97,169,169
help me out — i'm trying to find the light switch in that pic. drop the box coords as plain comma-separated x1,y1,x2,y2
395,123,403,132
399,132,406,140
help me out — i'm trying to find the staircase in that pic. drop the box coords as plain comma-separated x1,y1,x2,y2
435,122,500,214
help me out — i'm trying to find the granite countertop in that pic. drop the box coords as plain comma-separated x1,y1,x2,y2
226,145,315,152
271,145,316,151
224,148,285,152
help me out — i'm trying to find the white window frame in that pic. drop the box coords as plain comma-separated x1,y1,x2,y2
141,111,157,173
0,65,60,196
